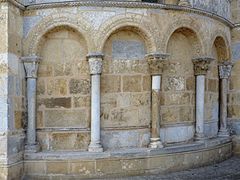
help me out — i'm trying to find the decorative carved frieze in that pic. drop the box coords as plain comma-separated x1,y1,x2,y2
218,62,233,79
178,0,191,7
145,53,169,75
87,53,104,75
21,56,41,78
192,57,214,76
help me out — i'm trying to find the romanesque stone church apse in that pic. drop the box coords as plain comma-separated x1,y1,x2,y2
0,0,239,179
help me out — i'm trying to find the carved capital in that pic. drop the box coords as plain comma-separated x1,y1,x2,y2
218,62,233,79
145,53,169,75
21,56,41,78
192,57,214,76
87,53,104,75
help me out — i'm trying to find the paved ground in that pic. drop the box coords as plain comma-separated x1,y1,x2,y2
100,156,240,180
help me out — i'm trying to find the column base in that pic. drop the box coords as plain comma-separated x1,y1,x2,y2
25,143,40,153
218,129,230,137
149,138,164,149
194,133,206,142
88,142,103,152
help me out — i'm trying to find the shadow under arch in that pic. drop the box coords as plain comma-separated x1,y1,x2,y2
211,34,231,62
162,19,205,56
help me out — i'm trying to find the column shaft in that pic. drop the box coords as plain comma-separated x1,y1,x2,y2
87,53,104,152
195,75,205,140
192,57,213,141
89,75,102,150
151,75,161,139
220,79,227,131
27,78,37,146
146,53,168,148
22,55,41,153
218,62,232,137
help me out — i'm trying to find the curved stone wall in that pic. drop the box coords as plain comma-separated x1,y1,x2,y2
0,0,236,179
22,3,231,150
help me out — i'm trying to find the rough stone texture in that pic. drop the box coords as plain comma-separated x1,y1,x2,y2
0,0,238,179
36,27,90,151
23,142,232,179
112,156,240,180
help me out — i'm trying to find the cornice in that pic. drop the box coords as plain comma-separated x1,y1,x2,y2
234,23,240,28
0,0,25,10
1,0,235,28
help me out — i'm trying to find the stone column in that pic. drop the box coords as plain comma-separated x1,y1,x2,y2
87,53,104,152
192,57,213,141
146,53,168,148
22,56,41,152
218,62,233,137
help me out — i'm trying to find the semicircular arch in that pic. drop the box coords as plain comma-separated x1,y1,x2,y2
96,14,158,53
24,13,93,56
162,18,206,56
210,30,231,61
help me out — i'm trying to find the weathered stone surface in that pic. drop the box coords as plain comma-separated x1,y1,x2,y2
164,76,185,91
38,97,71,108
14,111,24,129
69,79,90,95
38,65,53,77
24,162,46,174
232,135,240,155
207,79,218,92
96,159,123,174
186,77,195,91
69,161,95,175
109,60,148,74
142,75,151,91
50,132,90,150
108,107,139,127
160,92,191,106
46,162,68,174
112,40,145,60
228,105,240,118
232,42,240,62
37,79,45,95
45,109,89,128
160,125,194,143
53,79,67,96
73,96,90,108
37,111,43,128
123,75,142,92
101,129,150,149
101,75,121,93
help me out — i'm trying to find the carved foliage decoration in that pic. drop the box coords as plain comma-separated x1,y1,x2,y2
218,62,232,79
146,53,169,75
192,57,214,76
87,53,104,75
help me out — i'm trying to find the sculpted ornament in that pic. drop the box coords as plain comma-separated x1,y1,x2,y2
21,56,41,78
192,57,214,76
87,53,104,75
219,62,233,79
145,53,169,75
178,0,191,7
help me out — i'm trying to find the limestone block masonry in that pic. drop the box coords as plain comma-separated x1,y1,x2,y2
0,0,239,179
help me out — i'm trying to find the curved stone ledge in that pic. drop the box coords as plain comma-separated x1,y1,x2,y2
23,137,232,179
19,1,234,28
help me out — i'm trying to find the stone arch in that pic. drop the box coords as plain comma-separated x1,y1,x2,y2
162,19,205,56
23,13,93,56
96,14,157,53
210,30,231,61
